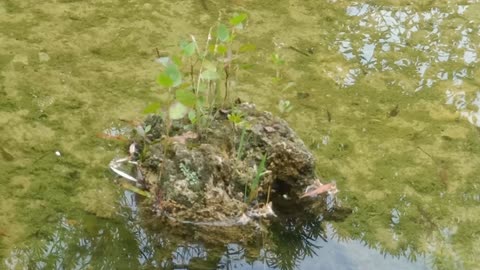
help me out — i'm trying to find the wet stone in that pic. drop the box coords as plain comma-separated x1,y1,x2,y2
128,103,322,226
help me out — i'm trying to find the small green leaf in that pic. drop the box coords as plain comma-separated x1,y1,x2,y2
169,101,189,120
217,23,230,42
144,125,152,134
156,72,173,87
200,70,219,81
176,89,197,107
216,44,228,55
188,110,197,124
171,55,183,66
227,112,243,124
272,53,285,65
229,13,247,26
165,64,182,87
143,102,161,114
278,99,293,114
181,41,196,56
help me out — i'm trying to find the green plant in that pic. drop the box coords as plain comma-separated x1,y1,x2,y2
278,99,293,114
227,110,243,125
149,13,249,132
246,154,267,202
271,52,285,80
226,110,251,160
236,126,248,160
179,163,199,186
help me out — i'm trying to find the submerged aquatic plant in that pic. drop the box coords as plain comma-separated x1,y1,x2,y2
278,99,293,114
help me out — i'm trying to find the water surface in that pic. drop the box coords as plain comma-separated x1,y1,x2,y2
1,0,479,269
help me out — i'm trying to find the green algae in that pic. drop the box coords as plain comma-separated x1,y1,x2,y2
1,0,480,269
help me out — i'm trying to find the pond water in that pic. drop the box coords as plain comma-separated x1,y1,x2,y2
1,0,479,269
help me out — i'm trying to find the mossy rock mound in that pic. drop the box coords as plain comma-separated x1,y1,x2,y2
133,103,319,225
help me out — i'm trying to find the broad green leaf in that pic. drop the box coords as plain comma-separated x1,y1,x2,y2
165,64,182,87
229,13,247,26
142,102,161,114
171,55,183,66
180,41,196,56
156,72,173,87
169,101,189,120
188,110,197,124
217,23,230,42
200,70,219,81
144,125,152,134
176,89,197,107
216,44,227,55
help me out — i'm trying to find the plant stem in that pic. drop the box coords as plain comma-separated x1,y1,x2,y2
248,154,267,202
194,28,213,97
266,183,272,204
236,126,247,160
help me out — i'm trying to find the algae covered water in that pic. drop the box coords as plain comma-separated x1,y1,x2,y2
1,0,479,269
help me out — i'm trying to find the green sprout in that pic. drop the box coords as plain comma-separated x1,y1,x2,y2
146,13,250,133
278,99,293,114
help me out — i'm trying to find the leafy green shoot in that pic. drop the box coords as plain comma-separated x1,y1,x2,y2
248,154,267,202
271,52,285,80
229,13,248,28
278,99,293,114
236,125,247,160
227,111,243,125
146,13,250,134
142,102,161,114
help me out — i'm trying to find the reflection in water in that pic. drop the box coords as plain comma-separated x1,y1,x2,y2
446,90,480,127
337,2,480,127
2,192,354,270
